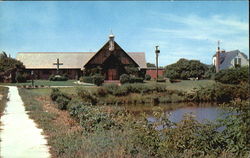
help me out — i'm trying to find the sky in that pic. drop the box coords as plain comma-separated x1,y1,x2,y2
0,1,249,66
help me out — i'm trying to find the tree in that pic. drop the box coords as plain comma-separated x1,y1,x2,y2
0,52,25,72
214,66,249,84
164,58,208,80
146,62,156,67
0,51,26,82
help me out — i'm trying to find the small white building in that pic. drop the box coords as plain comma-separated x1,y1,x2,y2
213,50,249,70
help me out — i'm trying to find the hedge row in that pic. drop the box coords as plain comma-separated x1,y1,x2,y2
97,83,167,96
49,75,68,81
120,74,144,84
79,75,104,86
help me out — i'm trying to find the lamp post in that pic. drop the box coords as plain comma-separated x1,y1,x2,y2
31,70,34,87
155,46,160,81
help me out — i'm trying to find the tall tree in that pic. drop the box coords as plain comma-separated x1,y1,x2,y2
165,58,208,80
146,62,156,67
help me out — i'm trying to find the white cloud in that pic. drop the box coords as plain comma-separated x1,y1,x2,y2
144,13,249,65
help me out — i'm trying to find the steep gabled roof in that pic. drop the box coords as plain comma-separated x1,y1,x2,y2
84,41,140,67
219,50,248,69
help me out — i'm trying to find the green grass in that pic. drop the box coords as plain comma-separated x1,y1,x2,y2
0,86,8,117
146,79,215,92
0,80,94,87
23,86,98,97
18,88,86,158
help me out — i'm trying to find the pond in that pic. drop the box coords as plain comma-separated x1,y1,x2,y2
124,103,224,123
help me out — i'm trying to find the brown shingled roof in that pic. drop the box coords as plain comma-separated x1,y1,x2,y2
16,52,147,69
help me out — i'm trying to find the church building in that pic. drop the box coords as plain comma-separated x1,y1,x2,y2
16,34,147,80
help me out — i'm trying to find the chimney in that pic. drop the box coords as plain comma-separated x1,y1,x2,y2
109,34,115,51
215,41,220,73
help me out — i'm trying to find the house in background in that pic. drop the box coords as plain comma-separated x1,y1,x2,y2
16,34,147,80
213,49,249,71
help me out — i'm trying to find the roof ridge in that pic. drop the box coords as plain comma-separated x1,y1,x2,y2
18,52,96,54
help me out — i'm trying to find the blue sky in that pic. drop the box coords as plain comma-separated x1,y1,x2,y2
0,1,249,66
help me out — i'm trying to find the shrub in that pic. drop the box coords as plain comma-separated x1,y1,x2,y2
92,75,105,86
68,100,91,120
113,86,129,96
15,72,27,83
56,95,71,110
50,88,61,101
214,66,249,84
79,75,104,86
120,74,130,84
68,100,116,132
96,87,108,96
79,76,93,83
145,74,151,81
50,88,71,110
49,75,68,81
76,88,98,105
186,82,249,103
129,77,144,83
165,58,208,80
204,66,216,79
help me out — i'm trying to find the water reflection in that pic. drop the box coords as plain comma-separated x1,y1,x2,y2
167,106,223,123
125,103,224,123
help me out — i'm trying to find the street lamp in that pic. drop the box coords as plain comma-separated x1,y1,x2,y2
31,70,34,87
155,46,160,81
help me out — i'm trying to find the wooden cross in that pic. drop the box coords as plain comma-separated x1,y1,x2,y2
53,58,63,74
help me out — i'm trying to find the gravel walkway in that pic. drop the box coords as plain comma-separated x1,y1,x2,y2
0,86,50,158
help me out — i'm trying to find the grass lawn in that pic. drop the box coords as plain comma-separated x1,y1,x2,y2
0,80,94,87
24,86,97,96
18,88,85,158
146,79,215,92
0,87,8,117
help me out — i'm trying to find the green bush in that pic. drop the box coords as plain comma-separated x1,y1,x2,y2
68,100,116,132
120,74,130,84
145,74,151,80
165,58,208,80
96,87,108,96
76,88,98,105
50,88,71,110
103,84,119,95
113,85,129,96
50,88,61,101
186,82,249,102
204,66,216,79
49,75,68,81
15,72,27,83
129,77,144,83
92,74,104,86
79,75,104,86
79,76,93,83
214,66,249,84
56,95,71,110
68,100,91,120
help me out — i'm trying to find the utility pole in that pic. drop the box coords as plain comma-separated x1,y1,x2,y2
216,40,220,73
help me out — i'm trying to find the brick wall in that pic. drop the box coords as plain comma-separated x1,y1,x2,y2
146,69,165,79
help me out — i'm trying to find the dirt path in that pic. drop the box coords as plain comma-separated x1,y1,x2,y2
0,86,51,158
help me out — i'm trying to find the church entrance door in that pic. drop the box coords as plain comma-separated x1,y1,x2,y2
107,68,118,80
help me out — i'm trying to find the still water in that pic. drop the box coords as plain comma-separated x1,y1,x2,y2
167,106,223,123
125,103,224,123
